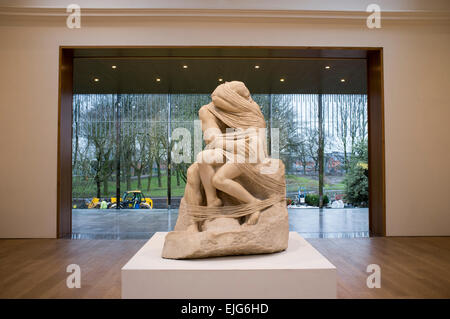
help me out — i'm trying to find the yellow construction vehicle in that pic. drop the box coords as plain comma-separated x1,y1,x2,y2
87,190,153,209
87,197,100,209
114,190,153,209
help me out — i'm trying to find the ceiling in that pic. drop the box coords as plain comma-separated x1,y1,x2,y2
72,48,368,94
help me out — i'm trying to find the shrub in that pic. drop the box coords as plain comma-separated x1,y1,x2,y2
345,162,369,207
305,193,329,207
344,140,369,207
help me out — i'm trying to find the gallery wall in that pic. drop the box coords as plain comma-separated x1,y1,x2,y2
0,2,449,237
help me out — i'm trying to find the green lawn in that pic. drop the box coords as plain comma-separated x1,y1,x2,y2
73,173,186,198
74,173,346,199
285,174,346,193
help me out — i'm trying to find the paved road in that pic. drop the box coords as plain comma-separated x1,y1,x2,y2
72,208,368,239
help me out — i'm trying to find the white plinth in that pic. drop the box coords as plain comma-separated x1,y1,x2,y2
122,232,336,299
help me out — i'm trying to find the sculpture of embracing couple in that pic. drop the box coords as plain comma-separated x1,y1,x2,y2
163,81,289,259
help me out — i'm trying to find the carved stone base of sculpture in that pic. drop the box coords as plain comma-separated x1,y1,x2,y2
162,200,288,259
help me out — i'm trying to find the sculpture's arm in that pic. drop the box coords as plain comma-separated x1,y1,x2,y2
199,103,222,144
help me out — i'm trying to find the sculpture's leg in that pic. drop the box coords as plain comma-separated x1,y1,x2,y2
184,163,203,232
212,163,261,225
185,163,203,206
197,150,223,207
245,211,260,225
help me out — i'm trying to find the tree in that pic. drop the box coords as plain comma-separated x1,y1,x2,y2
336,97,350,171
90,138,113,197
119,95,142,191
297,137,309,175
146,129,156,192
72,95,81,170
305,128,319,172
356,95,368,145
150,124,168,188
318,94,325,208
131,132,149,189
83,95,115,197
120,129,135,190
270,95,304,174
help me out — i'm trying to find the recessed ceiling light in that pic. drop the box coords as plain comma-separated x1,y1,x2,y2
182,65,188,69
156,78,161,82
218,78,223,82
340,78,346,82
280,78,285,82
93,77,100,82
111,65,117,69
254,65,260,69
325,66,331,69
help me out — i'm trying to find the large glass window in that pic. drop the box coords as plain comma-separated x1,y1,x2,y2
71,56,368,238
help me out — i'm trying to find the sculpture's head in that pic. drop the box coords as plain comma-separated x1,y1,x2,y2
211,81,252,106
209,80,265,129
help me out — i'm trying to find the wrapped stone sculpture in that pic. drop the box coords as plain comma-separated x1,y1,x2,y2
162,81,288,259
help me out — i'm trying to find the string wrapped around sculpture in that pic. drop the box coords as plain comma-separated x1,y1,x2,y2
185,81,286,222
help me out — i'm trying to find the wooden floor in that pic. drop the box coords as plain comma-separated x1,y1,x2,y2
0,237,449,298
